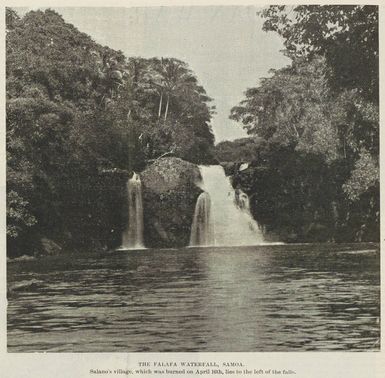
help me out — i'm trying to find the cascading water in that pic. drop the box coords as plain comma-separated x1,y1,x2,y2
189,192,214,246
121,172,144,249
190,165,264,246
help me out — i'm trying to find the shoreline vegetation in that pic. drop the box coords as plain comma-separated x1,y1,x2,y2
6,6,379,257
7,241,380,262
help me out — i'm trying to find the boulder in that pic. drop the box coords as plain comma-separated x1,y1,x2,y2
141,157,202,248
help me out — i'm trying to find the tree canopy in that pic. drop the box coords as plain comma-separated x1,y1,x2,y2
228,5,379,242
260,5,378,102
6,8,215,256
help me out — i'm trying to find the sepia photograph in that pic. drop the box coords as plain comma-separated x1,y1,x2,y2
5,3,380,356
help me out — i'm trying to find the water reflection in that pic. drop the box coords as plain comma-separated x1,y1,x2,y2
7,243,380,352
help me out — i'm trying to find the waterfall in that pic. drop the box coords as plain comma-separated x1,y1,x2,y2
190,165,264,246
121,172,144,249
189,192,215,246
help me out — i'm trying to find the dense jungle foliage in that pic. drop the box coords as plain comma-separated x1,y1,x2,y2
6,6,379,256
227,5,379,242
6,8,215,256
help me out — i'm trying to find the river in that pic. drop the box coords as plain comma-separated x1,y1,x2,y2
7,243,380,352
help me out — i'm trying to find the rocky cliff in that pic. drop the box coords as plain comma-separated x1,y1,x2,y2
141,157,202,248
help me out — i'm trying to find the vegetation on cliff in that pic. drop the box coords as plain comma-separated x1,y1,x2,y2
6,8,214,256
6,6,379,254
226,5,379,242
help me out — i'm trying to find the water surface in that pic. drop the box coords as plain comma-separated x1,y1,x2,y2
7,243,380,352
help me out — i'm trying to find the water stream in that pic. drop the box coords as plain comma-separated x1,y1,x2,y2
189,192,214,246
190,165,264,246
121,172,144,249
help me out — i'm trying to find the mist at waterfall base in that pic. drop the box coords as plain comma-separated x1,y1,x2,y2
190,165,265,247
119,173,145,250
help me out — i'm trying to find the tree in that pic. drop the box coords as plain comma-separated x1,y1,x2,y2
6,8,216,255
215,137,263,162
230,56,342,162
260,5,378,102
6,8,138,254
228,6,379,242
122,57,215,162
257,6,379,198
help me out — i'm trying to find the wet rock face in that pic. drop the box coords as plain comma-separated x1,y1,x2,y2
141,157,202,248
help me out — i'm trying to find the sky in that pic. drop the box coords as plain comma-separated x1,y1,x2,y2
19,6,291,142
